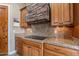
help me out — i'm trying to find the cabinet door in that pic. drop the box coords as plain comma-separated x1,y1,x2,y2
16,37,23,55
43,49,65,56
62,4,73,25
23,43,31,56
51,3,63,26
20,7,28,28
51,3,58,25
51,3,73,26
0,6,8,54
31,46,42,56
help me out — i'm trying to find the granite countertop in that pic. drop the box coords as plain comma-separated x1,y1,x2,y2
44,38,79,50
16,33,79,50
16,33,46,43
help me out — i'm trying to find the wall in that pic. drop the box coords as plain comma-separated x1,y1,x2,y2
10,3,26,54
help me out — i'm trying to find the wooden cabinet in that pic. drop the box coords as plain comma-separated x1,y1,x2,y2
63,4,73,25
22,39,43,56
51,3,62,25
20,6,28,28
16,36,43,56
43,49,64,56
51,3,73,26
31,46,42,56
44,43,79,56
23,43,42,56
16,37,23,55
72,4,79,38
16,36,79,56
0,5,8,54
23,44,31,56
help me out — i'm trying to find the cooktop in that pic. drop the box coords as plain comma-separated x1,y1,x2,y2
24,35,47,40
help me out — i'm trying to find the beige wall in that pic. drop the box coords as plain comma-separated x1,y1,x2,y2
10,3,26,54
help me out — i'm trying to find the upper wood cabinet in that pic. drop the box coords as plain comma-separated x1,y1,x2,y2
51,3,73,26
20,6,28,28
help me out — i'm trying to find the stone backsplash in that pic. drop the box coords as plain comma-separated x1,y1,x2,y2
25,22,72,38
31,23,55,37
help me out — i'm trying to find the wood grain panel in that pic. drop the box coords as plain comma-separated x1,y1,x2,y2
22,43,31,56
16,37,23,55
20,6,28,28
16,37,43,56
23,38,42,49
51,3,73,26
51,3,59,25
31,46,42,56
44,43,79,56
73,4,79,39
43,49,65,56
0,5,8,54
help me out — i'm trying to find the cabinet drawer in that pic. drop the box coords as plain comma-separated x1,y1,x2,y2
44,43,79,56
16,41,22,45
16,44,22,48
23,39,42,48
44,49,65,56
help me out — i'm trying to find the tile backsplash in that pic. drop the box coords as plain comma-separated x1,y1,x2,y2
25,22,72,38
31,23,55,37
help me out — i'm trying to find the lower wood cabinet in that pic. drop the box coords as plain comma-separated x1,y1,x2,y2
43,49,65,56
16,37,23,55
16,37,43,56
31,46,42,56
23,44,31,56
44,43,79,56
16,36,79,56
23,43,42,56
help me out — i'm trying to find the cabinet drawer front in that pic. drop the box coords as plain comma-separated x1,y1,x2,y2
16,37,22,47
23,39,42,48
31,46,42,56
44,43,79,56
44,49,65,56
16,44,22,48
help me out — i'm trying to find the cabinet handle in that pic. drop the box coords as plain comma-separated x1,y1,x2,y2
54,48,60,50
28,46,31,48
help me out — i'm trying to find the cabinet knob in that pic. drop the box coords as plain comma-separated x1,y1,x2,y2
28,46,31,48
54,48,59,50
